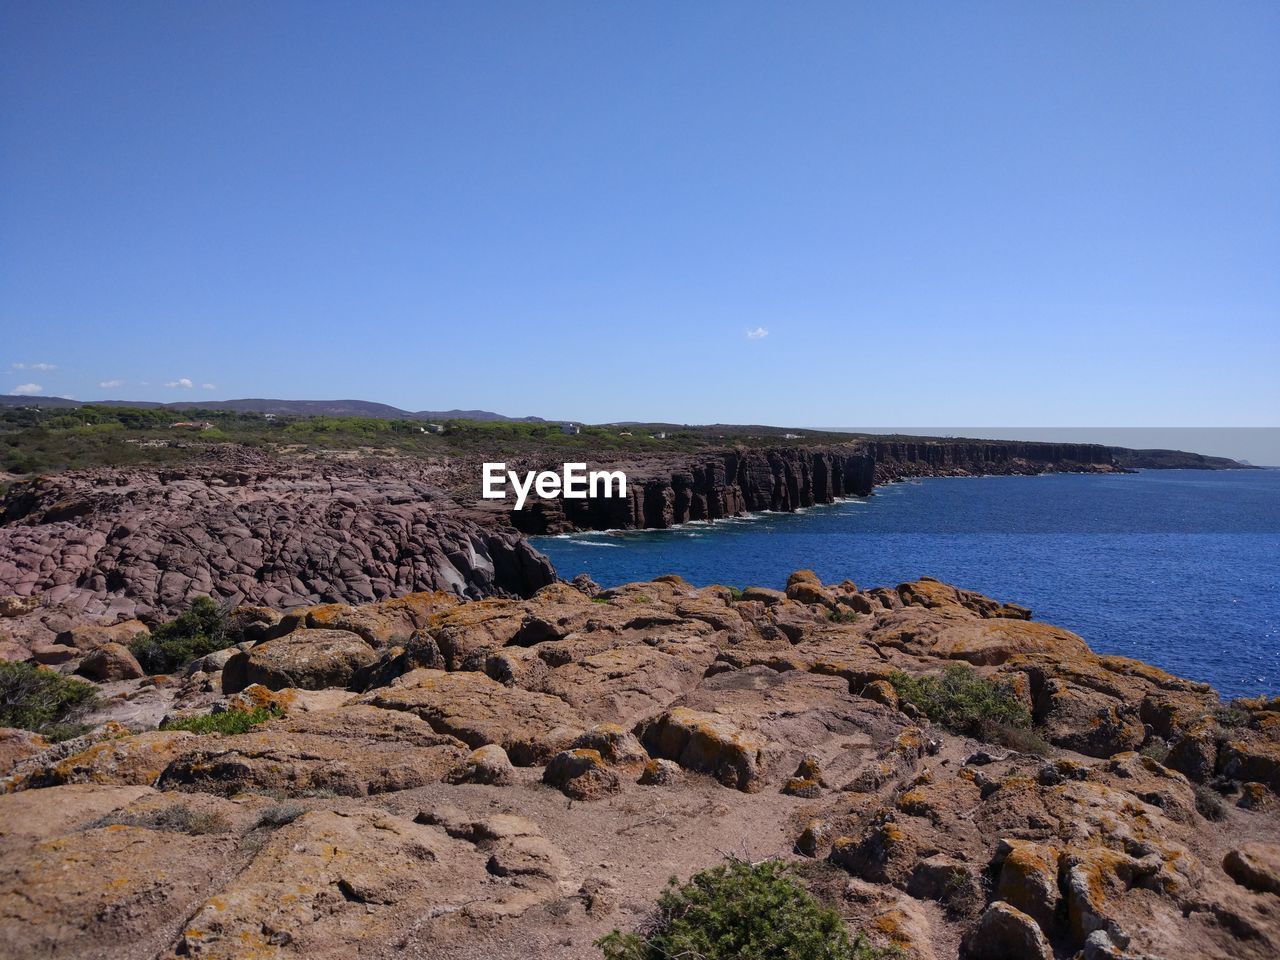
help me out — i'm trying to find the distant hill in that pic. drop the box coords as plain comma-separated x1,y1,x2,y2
0,395,545,423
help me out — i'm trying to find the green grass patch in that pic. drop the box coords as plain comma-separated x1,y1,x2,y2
160,705,280,735
826,608,860,623
889,665,1046,754
596,859,896,960
0,661,99,736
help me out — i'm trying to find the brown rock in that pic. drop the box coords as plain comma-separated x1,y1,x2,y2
638,758,682,786
1224,843,1280,896
58,619,149,651
359,668,586,764
444,743,516,786
75,642,144,681
7,730,195,791
996,839,1061,933
960,901,1053,960
222,628,378,693
637,706,770,792
30,642,78,665
158,704,468,796
542,748,622,800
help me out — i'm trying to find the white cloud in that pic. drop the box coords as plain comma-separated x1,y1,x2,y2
746,326,769,340
165,378,194,389
12,362,57,371
201,383,217,391
11,383,43,395
98,379,124,389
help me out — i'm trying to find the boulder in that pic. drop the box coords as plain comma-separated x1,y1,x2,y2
637,706,770,792
995,839,1061,933
57,619,149,651
569,723,648,769
542,748,622,800
638,758,683,786
75,642,144,681
444,744,516,786
222,628,378,693
1224,843,1280,896
29,643,78,665
960,901,1053,960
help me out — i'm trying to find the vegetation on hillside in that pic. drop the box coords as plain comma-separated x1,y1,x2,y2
889,665,1048,753
596,859,896,960
0,403,861,474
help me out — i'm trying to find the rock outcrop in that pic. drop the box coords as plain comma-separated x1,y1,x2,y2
1,572,1276,959
0,455,555,651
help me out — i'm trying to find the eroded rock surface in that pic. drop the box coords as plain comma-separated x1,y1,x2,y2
1,571,1277,960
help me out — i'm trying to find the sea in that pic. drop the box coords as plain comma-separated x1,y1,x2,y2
532,469,1280,701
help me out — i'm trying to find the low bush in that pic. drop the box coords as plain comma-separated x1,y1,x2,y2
889,665,1040,753
90,803,230,835
596,859,895,960
0,661,98,736
129,596,233,673
160,705,280,735
1194,784,1229,822
827,608,860,624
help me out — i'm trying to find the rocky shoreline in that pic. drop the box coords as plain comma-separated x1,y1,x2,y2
0,437,1245,659
1,571,1277,959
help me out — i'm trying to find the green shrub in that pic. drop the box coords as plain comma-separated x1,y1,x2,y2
827,608,860,624
596,859,894,960
160,705,280,735
1213,705,1251,729
0,661,99,735
889,666,1037,750
129,596,232,673
90,803,230,835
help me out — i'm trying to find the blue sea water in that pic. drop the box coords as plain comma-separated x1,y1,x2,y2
532,469,1280,700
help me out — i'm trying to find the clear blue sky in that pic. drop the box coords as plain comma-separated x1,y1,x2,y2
3,1,1277,428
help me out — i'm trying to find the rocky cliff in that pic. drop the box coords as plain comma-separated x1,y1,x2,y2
0,456,555,645
509,447,878,534
507,440,1120,534
869,439,1118,482
1,572,1277,960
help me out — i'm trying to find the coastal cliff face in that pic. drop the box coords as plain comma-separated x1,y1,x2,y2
870,439,1117,482
509,441,1119,534
1,573,1276,960
510,447,878,534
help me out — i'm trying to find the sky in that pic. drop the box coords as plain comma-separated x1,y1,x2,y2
2,1,1278,435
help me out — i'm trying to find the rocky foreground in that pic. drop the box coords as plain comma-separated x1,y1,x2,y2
2,572,1278,959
